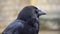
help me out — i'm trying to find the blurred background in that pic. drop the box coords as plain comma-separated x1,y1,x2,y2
0,0,60,34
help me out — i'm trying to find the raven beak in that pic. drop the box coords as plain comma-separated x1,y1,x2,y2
38,10,46,15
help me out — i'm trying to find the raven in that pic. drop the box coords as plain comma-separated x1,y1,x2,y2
2,6,46,34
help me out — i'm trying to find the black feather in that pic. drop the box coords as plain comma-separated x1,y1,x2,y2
2,6,46,34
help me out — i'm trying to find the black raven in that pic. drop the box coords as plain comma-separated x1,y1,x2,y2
2,6,46,34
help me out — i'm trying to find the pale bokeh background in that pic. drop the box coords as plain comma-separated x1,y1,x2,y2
0,0,60,34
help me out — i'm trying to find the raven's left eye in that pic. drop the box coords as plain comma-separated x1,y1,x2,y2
35,9,39,14
35,10,38,14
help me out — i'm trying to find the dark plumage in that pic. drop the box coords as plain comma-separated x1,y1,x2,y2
2,6,46,34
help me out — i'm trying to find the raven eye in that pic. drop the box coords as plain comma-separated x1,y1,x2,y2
35,10,37,13
35,9,39,14
35,10,38,13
